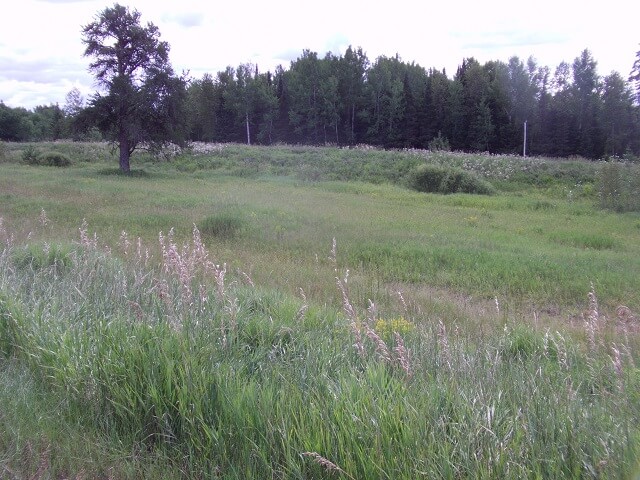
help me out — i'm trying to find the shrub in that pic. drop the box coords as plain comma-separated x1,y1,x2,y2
499,325,547,361
39,151,72,167
0,142,8,163
97,167,149,177
408,164,495,195
199,212,247,239
22,147,72,167
22,145,40,165
428,132,451,152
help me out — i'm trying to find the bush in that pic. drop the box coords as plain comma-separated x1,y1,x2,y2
22,145,40,165
39,151,72,167
428,132,451,152
22,147,72,167
0,142,8,163
408,164,495,195
199,212,247,239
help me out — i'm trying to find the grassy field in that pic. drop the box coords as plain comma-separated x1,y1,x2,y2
1,142,639,478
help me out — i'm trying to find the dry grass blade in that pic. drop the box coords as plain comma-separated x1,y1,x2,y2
302,452,355,479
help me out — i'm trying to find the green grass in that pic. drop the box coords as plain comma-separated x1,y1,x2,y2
0,232,638,478
1,142,639,478
1,145,638,312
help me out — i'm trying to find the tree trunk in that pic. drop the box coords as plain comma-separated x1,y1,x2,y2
119,131,130,172
351,104,355,144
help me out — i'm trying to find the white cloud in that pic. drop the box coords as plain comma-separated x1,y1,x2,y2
1,0,638,109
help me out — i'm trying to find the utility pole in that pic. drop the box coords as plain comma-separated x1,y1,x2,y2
523,120,527,157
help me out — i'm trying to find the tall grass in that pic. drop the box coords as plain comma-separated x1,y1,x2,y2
598,161,640,212
2,150,638,313
1,217,638,478
1,141,602,190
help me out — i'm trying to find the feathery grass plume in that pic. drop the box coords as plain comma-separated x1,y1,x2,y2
199,284,208,305
616,305,635,323
620,341,636,370
494,296,500,315
213,263,227,301
127,300,144,322
295,304,308,323
119,230,131,256
302,452,354,479
172,242,193,306
39,208,49,228
330,238,364,356
551,331,569,370
295,288,309,322
363,320,392,364
187,225,229,301
225,296,239,336
78,219,98,250
394,331,411,377
239,269,255,287
584,283,600,353
190,223,207,264
135,236,149,267
438,319,452,368
158,230,168,268
610,343,625,393
396,289,409,315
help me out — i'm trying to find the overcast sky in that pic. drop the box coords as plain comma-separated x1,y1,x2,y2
1,0,638,110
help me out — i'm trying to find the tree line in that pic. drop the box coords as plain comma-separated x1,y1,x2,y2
184,48,640,159
2,4,640,163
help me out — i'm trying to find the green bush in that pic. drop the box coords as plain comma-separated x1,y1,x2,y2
199,212,247,239
0,142,8,163
22,145,40,165
39,151,72,167
499,325,553,362
409,164,495,195
22,147,72,167
428,132,451,152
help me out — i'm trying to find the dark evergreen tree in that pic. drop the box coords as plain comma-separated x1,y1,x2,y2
214,67,242,142
186,74,218,142
630,47,640,104
483,60,511,152
364,55,412,147
423,69,451,147
601,71,637,156
287,50,324,143
271,65,293,143
570,49,603,158
337,46,368,145
446,77,466,150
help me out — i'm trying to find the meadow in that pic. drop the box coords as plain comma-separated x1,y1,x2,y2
1,141,639,478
